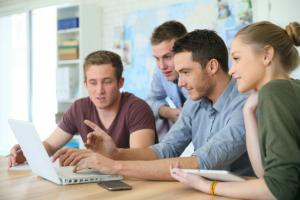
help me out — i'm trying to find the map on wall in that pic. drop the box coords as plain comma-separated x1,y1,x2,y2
120,0,252,99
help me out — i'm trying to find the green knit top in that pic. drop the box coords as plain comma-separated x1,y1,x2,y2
258,79,300,200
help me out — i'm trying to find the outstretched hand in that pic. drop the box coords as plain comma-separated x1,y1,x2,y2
84,120,117,157
73,152,120,175
52,148,91,166
8,144,26,168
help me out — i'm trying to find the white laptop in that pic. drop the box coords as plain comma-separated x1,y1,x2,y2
8,119,123,185
182,169,245,182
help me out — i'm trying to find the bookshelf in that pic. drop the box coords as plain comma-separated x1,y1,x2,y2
56,3,101,122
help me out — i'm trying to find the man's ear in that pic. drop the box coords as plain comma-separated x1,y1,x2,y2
262,45,275,66
118,77,124,88
206,59,219,75
84,80,87,88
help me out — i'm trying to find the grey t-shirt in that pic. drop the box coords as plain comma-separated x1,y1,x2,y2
59,92,157,148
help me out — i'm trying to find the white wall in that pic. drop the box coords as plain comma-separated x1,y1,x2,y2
95,0,300,77
1,0,299,46
81,0,300,87
252,0,300,78
85,0,300,52
93,0,187,50
0,0,299,79
0,0,299,90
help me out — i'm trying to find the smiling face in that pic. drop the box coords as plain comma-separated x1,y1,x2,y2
152,39,178,81
84,64,123,110
229,36,267,93
174,51,212,100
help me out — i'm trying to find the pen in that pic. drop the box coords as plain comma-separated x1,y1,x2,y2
5,149,22,157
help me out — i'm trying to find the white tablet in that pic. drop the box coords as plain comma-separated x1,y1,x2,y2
181,169,245,182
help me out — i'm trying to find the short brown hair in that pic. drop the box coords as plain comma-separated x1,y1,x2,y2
151,20,187,45
173,29,229,72
83,50,123,80
236,21,300,73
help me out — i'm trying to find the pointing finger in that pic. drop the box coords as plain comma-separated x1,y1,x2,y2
84,120,110,139
84,120,102,132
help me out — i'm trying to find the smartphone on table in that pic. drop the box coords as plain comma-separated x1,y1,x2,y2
98,181,132,191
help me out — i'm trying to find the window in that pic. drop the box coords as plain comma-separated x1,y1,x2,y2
31,6,57,141
0,6,58,155
0,13,30,155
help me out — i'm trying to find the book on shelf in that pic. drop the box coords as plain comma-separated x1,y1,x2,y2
57,17,79,30
58,45,79,60
61,40,79,46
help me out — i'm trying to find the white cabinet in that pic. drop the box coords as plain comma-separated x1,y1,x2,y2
56,3,101,121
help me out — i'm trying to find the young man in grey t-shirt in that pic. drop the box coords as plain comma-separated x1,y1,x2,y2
8,51,156,167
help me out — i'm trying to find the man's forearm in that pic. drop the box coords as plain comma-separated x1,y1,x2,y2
159,106,171,119
42,127,73,157
43,141,59,157
112,147,158,161
115,156,199,180
159,106,181,122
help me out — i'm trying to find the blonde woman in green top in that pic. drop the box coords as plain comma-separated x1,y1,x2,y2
170,21,300,200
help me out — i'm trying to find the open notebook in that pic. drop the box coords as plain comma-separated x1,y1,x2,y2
8,119,123,185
